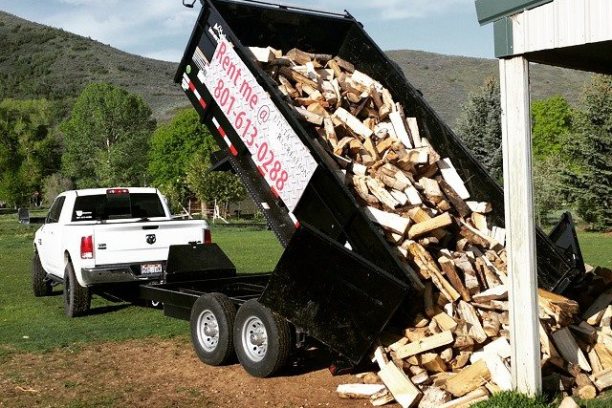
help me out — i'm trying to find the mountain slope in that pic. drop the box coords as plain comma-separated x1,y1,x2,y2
0,11,184,120
0,11,591,125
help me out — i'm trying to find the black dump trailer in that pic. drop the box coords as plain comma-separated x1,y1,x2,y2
133,0,584,378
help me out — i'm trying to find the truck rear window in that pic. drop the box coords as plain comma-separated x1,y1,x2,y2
72,193,166,221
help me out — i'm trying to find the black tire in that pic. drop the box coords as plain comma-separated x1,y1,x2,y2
190,293,237,366
233,299,291,378
32,252,51,297
63,262,91,317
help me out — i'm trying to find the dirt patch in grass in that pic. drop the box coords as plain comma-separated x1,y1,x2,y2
0,337,374,408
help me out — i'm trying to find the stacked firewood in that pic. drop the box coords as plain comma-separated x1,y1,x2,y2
249,46,612,407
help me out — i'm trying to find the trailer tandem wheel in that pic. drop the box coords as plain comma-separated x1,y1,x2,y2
234,299,291,378
190,292,237,366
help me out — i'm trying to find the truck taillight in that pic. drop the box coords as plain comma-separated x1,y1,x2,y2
204,229,212,245
106,188,129,195
80,235,94,259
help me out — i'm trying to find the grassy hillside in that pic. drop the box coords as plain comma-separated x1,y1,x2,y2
388,49,590,125
0,11,185,120
0,11,590,125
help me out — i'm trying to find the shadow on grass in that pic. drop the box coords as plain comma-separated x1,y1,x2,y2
86,304,131,316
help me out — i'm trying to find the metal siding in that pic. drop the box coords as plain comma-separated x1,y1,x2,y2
499,0,612,57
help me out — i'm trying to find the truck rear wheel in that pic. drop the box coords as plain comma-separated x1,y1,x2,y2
190,293,236,366
233,299,291,378
32,252,51,297
63,262,91,317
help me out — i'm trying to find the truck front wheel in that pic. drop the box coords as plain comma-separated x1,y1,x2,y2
233,299,291,378
63,262,91,317
190,292,236,366
32,252,52,297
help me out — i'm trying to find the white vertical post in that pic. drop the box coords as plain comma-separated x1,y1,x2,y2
499,56,541,396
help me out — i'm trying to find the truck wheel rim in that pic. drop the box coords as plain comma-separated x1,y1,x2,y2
242,316,267,362
196,309,219,352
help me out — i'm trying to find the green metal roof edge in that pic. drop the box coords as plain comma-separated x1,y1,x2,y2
475,0,553,25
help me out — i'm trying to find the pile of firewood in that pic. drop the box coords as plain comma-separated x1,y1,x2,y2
249,46,612,407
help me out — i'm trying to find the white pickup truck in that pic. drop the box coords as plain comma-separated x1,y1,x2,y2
32,187,209,317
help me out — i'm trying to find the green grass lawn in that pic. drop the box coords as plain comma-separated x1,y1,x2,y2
0,214,281,360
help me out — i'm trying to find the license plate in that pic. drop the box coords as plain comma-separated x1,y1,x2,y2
141,263,162,275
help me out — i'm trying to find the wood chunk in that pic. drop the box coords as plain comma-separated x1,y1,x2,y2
452,350,473,370
594,343,612,370
438,257,472,302
421,353,449,373
440,347,454,363
371,388,395,406
471,212,489,236
481,311,501,338
333,56,355,73
475,258,502,288
570,321,597,343
588,347,604,374
352,175,379,205
437,158,470,200
454,256,481,295
279,66,319,88
333,107,373,139
482,353,512,391
418,177,444,205
466,201,492,214
286,48,312,64
249,46,275,62
459,220,502,251
404,241,460,302
366,206,410,235
356,371,381,384
583,288,612,326
558,396,580,408
295,107,324,125
366,177,400,209
390,111,413,149
419,387,451,408
538,289,580,326
404,117,422,148
472,285,507,302
378,361,423,408
336,383,386,399
433,312,458,332
574,373,597,399
437,178,471,218
406,207,446,241
457,300,488,344
395,331,454,359
408,213,453,239
483,337,512,360
552,328,592,372
444,360,491,397
322,117,338,147
591,368,612,392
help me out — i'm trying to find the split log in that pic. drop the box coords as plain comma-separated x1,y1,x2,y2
389,111,413,149
432,312,458,332
333,107,373,139
371,389,395,406
552,327,592,372
336,383,386,399
437,158,470,200
438,387,489,408
395,331,454,359
418,387,451,408
378,361,423,408
365,206,410,235
438,256,471,302
438,178,471,218
591,368,612,392
444,360,491,397
583,288,612,326
457,301,487,343
408,213,453,239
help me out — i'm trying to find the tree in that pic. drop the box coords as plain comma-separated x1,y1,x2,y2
563,75,612,231
148,108,216,208
61,83,155,188
456,78,503,182
186,152,246,217
531,96,573,161
0,98,60,206
42,173,74,205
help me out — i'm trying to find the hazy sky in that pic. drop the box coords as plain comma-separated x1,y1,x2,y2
0,0,493,62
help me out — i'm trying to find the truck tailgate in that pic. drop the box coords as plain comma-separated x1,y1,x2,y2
92,221,203,265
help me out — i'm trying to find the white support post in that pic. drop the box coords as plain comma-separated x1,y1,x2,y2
499,56,541,396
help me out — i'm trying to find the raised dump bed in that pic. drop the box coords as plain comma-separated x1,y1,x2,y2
176,0,581,366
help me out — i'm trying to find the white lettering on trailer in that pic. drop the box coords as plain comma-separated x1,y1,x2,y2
199,38,317,212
